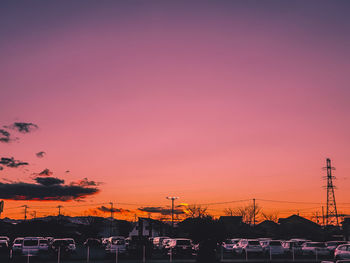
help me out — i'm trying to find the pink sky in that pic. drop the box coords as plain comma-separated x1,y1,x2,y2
1,0,350,219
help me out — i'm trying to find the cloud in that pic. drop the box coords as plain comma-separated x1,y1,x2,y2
36,151,46,158
97,206,130,213
34,168,53,177
71,178,102,187
34,177,64,186
5,122,38,133
0,129,11,143
138,206,185,215
0,181,99,201
0,157,29,168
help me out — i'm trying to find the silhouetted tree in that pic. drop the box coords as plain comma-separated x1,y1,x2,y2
184,205,208,218
224,203,262,224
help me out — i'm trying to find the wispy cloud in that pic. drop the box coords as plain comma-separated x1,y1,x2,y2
97,206,130,213
71,178,102,187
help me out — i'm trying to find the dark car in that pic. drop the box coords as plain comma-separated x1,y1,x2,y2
84,238,102,248
50,239,75,257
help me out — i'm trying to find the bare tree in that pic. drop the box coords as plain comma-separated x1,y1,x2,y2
224,203,262,224
185,205,208,218
261,211,279,222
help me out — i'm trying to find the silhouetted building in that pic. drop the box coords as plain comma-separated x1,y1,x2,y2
129,217,168,237
278,215,323,240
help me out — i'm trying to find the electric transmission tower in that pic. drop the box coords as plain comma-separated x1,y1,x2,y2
324,158,339,226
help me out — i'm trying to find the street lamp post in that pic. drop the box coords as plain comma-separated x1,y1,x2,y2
166,196,179,235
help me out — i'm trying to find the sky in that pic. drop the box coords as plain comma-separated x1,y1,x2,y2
1,0,350,220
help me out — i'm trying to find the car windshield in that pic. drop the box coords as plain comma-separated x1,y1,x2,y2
24,240,39,246
307,243,325,248
248,241,260,245
270,241,282,246
225,240,233,244
39,240,48,244
0,238,7,241
177,240,191,246
53,240,68,246
65,240,74,244
327,241,346,246
14,239,23,244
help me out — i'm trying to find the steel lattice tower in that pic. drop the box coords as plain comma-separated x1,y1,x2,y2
324,158,339,226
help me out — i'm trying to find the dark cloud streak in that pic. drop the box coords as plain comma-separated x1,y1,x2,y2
5,122,38,133
0,157,29,168
138,206,185,215
0,181,99,201
34,177,64,186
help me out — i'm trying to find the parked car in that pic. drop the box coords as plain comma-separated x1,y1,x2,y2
335,244,350,260
0,239,9,253
38,238,49,252
282,240,303,255
302,242,330,257
222,239,240,253
84,238,102,248
165,238,195,257
11,238,23,255
51,239,75,256
105,236,127,256
153,237,170,250
326,241,348,254
261,240,286,256
236,239,263,255
22,237,41,257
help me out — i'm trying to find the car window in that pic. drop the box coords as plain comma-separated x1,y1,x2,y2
270,241,281,246
24,240,39,246
248,241,260,245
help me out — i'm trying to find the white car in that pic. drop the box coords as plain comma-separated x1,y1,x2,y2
326,241,348,254
302,242,330,257
22,237,41,256
222,239,240,252
153,237,170,249
236,239,263,255
335,244,350,260
105,236,126,255
0,236,10,243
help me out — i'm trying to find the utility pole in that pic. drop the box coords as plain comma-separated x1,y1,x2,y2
324,158,339,226
253,198,256,227
322,206,325,226
23,205,28,220
57,205,63,216
110,202,114,219
166,196,179,235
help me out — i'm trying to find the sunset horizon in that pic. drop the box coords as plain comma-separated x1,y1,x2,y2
1,0,350,224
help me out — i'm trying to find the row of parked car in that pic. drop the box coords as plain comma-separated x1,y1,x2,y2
221,238,350,260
